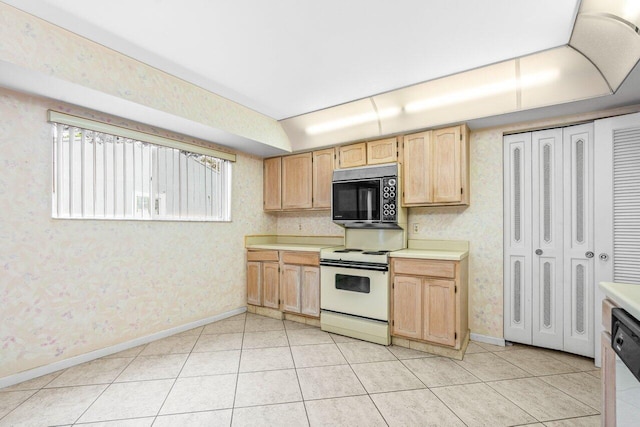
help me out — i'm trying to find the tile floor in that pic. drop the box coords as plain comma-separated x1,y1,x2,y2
0,313,602,426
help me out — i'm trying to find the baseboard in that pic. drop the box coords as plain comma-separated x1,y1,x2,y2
0,306,247,389
470,332,506,347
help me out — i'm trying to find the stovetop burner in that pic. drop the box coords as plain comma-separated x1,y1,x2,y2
333,248,363,253
362,250,389,255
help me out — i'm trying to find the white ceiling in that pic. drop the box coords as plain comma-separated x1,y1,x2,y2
4,0,581,120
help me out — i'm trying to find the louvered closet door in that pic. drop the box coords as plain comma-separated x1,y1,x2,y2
594,112,640,365
562,124,594,357
503,133,533,344
531,129,564,351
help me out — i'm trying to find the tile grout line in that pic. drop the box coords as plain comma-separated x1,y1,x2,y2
71,345,144,425
0,362,68,423
285,321,313,426
150,325,204,425
332,336,391,426
395,357,469,426
229,312,249,426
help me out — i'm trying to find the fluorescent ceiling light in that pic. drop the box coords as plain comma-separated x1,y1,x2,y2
305,107,400,135
404,69,560,113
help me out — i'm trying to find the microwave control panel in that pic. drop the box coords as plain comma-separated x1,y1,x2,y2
382,177,397,220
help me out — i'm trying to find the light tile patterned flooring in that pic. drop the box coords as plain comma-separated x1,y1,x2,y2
0,313,602,426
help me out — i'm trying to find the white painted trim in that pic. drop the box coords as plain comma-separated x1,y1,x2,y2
0,307,247,389
470,333,506,347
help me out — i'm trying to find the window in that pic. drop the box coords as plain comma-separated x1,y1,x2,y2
50,111,234,221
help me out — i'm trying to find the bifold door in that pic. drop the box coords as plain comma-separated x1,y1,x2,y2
504,123,594,357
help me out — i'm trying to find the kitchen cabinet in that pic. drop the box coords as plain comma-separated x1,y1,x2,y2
367,137,399,165
391,257,468,349
247,249,321,318
312,148,335,209
281,251,320,317
402,124,469,206
263,157,282,211
264,148,334,211
282,152,313,209
338,142,367,168
246,250,280,309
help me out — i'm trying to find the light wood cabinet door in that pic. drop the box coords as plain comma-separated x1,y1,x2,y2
282,153,313,209
423,278,456,346
312,149,334,209
264,157,282,211
247,261,262,306
403,131,432,205
281,264,301,313
301,266,320,317
262,262,280,309
432,126,462,203
392,275,423,339
338,143,367,168
367,137,398,165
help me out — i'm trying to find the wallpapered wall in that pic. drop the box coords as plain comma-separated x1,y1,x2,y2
0,3,288,150
0,88,276,378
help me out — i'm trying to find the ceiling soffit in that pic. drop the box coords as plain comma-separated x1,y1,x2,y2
282,0,640,151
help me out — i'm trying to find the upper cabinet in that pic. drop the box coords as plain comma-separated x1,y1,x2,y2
263,157,282,211
312,148,335,209
282,153,313,210
367,137,399,165
264,125,469,211
337,137,400,169
402,125,469,207
338,142,367,168
264,148,335,212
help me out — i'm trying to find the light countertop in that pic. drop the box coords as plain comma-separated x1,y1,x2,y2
245,235,344,253
390,248,468,261
389,239,469,261
599,281,640,320
246,243,338,252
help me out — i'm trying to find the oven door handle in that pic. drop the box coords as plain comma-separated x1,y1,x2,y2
319,260,388,272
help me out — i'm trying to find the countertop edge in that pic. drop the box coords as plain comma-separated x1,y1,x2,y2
389,249,469,261
246,244,337,252
599,281,640,321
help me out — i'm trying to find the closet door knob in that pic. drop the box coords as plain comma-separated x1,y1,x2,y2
585,251,594,258
535,249,543,255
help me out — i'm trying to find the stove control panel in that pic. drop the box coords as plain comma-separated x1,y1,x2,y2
382,177,398,221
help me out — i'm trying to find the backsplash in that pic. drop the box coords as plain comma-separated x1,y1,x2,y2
275,211,344,237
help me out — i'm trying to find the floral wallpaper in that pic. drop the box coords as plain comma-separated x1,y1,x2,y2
0,3,289,151
0,88,276,378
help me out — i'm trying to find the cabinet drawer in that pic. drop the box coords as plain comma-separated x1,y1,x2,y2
281,251,320,266
247,250,279,262
393,259,456,278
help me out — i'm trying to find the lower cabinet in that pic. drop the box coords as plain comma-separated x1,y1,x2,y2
281,252,320,317
246,250,280,308
246,249,320,318
391,257,468,349
601,298,617,425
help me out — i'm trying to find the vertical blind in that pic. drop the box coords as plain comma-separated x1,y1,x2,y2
50,114,233,221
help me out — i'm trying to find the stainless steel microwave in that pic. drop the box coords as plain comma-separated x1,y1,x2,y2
331,163,401,229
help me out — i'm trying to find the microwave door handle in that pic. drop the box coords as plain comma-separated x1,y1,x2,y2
366,189,373,220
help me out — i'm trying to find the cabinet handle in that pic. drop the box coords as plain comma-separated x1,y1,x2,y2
535,249,543,255
585,251,594,258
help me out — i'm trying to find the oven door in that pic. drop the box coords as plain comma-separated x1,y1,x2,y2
320,263,389,322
